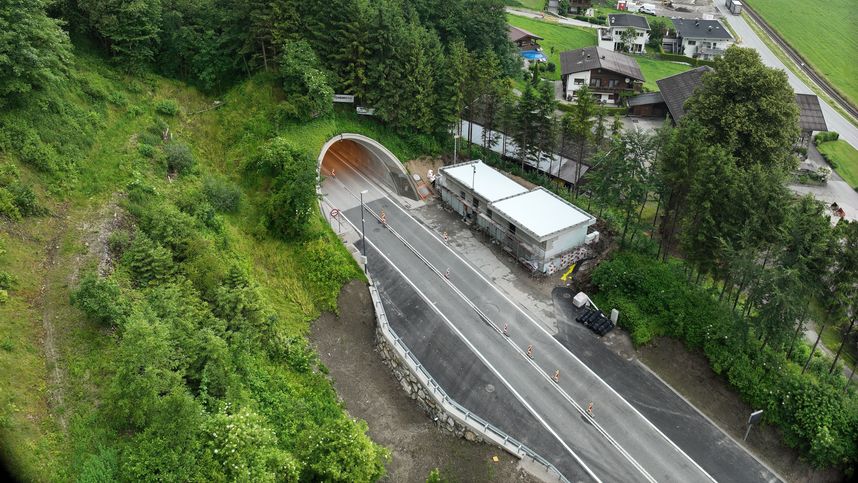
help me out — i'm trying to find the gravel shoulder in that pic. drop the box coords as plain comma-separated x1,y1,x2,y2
310,280,538,483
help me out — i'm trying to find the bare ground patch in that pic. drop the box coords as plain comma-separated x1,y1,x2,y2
310,280,538,483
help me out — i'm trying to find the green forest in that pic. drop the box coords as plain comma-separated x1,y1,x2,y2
0,0,522,480
2,0,858,480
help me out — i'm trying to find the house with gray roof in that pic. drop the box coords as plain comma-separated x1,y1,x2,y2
559,46,644,104
656,68,828,147
665,18,734,60
598,14,651,53
655,66,713,122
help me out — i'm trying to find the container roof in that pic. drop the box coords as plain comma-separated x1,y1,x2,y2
441,160,528,202
490,187,595,240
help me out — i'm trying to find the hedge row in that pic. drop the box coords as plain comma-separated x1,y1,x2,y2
653,50,717,68
814,131,840,145
592,252,858,470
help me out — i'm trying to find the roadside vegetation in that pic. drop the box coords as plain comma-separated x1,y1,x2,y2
745,0,858,108
0,0,516,480
463,45,858,473
584,47,858,472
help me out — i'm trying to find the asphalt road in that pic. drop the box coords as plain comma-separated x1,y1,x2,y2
320,148,781,482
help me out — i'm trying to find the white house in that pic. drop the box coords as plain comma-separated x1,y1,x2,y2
668,18,734,60
598,14,651,54
489,187,596,265
437,161,597,272
560,46,645,104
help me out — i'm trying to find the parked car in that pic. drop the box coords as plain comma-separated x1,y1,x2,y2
639,3,656,15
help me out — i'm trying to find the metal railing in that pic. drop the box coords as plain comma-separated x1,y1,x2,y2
368,282,570,483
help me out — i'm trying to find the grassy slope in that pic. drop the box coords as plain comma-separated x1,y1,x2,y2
505,0,545,10
818,139,858,190
747,0,858,107
0,50,431,479
637,57,692,92
507,14,691,90
507,14,596,81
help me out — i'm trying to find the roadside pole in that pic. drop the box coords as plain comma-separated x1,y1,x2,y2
744,410,763,442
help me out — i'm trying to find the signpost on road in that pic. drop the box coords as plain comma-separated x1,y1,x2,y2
744,409,763,441
330,208,341,233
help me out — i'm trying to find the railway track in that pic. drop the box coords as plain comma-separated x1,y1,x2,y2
742,2,858,122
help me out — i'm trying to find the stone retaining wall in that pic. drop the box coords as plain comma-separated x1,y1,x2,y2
374,325,481,443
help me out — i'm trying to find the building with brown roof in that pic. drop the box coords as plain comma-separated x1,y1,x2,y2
559,46,644,104
508,26,543,51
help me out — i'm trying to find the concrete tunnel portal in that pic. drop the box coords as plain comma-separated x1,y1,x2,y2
318,133,420,201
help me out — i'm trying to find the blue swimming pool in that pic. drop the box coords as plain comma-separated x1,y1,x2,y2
520,50,546,61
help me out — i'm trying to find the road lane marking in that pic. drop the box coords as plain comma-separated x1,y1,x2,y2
335,209,603,483
332,181,655,482
335,158,717,482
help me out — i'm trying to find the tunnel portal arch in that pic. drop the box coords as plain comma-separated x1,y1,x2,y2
318,133,419,200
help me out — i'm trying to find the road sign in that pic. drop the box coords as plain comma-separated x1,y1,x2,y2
748,409,763,425
333,94,355,103
744,409,764,441
356,106,376,116
330,208,340,218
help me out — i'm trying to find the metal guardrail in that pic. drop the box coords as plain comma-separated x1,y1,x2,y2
319,172,569,482
368,283,570,483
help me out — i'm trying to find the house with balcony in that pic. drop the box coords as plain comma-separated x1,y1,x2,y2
598,14,651,53
560,46,644,104
664,18,734,60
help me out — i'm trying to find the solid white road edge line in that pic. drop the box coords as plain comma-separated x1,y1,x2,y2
340,158,718,482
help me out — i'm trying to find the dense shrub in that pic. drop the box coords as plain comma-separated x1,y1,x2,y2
155,99,180,116
124,234,175,286
202,176,241,213
164,142,196,175
71,273,131,326
301,237,362,311
256,138,317,239
137,131,162,146
592,252,858,469
0,189,20,220
814,131,840,145
138,143,155,158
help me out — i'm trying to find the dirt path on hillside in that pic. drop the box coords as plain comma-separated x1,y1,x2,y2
36,204,70,433
310,281,538,483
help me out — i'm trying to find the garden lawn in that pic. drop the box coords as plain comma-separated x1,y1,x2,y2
506,14,596,80
504,0,545,10
817,140,858,190
637,57,693,92
747,0,858,107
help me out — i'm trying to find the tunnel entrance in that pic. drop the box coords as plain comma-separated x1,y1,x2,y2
318,134,419,200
